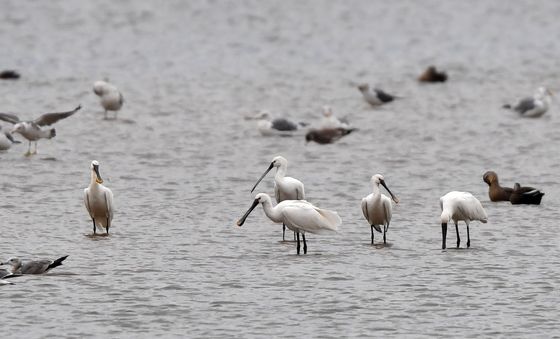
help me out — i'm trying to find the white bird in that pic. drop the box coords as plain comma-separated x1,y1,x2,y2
319,106,350,129
440,191,488,249
357,83,398,107
93,80,124,120
505,87,553,118
84,160,114,235
0,125,20,150
361,174,400,245
0,255,68,274
0,105,81,155
237,193,341,254
251,156,305,241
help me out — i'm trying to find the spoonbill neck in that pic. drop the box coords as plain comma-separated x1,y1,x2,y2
274,164,287,181
261,198,283,223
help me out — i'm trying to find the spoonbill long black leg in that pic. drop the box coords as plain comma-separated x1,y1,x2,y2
455,223,460,248
302,234,307,254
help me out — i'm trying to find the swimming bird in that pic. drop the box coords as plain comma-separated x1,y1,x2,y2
510,183,544,205
0,255,68,274
237,193,341,254
504,87,553,118
84,160,114,235
0,125,20,150
305,127,356,144
0,105,80,155
0,70,20,80
357,84,398,106
319,106,350,129
253,111,307,136
361,174,399,245
482,171,513,202
440,191,488,249
418,66,448,82
251,156,305,241
93,80,124,120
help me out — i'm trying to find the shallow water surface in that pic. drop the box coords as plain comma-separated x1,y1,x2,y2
1,1,559,337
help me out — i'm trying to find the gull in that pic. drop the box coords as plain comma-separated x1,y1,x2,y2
504,87,553,118
440,191,488,249
319,106,350,129
93,80,124,120
84,160,114,235
482,171,513,202
1,255,68,274
251,111,308,136
357,84,398,106
0,125,20,150
237,193,341,254
0,105,81,155
361,174,399,245
250,156,305,241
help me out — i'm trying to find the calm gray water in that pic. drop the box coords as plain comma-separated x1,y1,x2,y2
1,1,559,338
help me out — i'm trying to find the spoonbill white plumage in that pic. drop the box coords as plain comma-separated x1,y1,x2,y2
250,156,305,241
440,191,488,249
236,193,341,254
361,174,399,245
93,80,124,120
84,160,114,235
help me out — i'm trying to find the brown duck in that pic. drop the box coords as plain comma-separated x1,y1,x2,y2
418,66,447,83
482,171,512,202
510,183,544,205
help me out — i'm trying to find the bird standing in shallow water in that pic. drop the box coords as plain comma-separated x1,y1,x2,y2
357,83,398,107
504,87,553,118
93,80,124,120
237,193,341,255
0,105,80,155
440,191,487,249
361,174,399,245
84,160,114,235
251,156,305,241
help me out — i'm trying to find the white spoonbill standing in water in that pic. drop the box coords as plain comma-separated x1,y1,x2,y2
250,156,305,241
361,174,399,245
237,193,341,255
440,191,487,249
84,160,114,235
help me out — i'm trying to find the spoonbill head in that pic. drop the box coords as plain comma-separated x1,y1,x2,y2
236,193,341,254
361,174,399,245
440,191,488,249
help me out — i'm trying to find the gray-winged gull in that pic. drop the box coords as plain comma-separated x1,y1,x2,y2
504,87,553,118
93,80,124,120
357,84,399,106
0,105,81,155
1,255,68,274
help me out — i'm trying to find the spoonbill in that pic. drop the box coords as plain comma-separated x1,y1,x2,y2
361,174,399,245
440,191,488,249
0,105,81,155
84,160,114,235
93,80,124,120
504,87,553,118
1,255,68,274
357,83,398,106
510,183,544,205
236,193,341,254
251,156,304,241
482,171,513,202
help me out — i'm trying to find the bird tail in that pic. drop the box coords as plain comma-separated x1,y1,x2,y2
49,128,56,139
47,255,68,271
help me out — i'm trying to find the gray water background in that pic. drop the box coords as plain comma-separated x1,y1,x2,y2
0,1,559,337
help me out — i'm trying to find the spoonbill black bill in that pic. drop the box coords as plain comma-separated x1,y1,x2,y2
84,160,114,235
361,174,399,245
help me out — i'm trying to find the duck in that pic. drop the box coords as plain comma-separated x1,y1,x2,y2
482,171,513,202
510,183,544,205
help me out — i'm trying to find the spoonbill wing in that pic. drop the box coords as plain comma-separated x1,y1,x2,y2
282,202,340,234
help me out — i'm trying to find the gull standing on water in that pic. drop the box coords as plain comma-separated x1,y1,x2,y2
361,174,399,245
249,111,307,136
440,191,488,249
251,156,305,241
0,125,20,150
0,105,81,155
84,160,114,235
319,106,350,129
237,193,341,254
357,84,398,107
1,255,68,274
504,87,553,118
93,80,124,120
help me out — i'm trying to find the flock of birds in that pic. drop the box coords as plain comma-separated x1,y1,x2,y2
0,77,120,285
0,65,550,285
237,66,548,254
